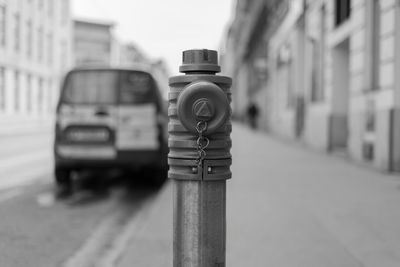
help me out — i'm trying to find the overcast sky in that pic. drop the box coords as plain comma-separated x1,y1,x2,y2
71,0,235,74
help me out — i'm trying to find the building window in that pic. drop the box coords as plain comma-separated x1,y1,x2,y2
335,0,351,26
47,33,53,65
26,20,32,58
310,39,320,101
0,4,5,47
38,77,43,112
38,0,44,10
37,27,43,62
311,5,326,102
60,40,67,69
14,13,20,52
365,100,375,132
277,43,294,109
60,1,68,26
47,78,52,111
14,71,20,111
26,74,32,112
0,67,5,111
368,0,380,91
48,0,53,17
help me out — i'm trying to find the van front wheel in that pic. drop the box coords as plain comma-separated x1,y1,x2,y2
55,168,72,189
150,166,168,186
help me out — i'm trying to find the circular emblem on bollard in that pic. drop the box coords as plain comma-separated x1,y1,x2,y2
192,98,215,121
177,81,230,134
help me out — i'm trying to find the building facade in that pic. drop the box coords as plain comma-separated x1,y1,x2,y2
224,0,400,172
73,19,170,100
73,19,117,66
222,0,287,130
0,0,73,132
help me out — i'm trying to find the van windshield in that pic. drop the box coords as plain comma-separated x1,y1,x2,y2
61,70,156,105
119,71,155,105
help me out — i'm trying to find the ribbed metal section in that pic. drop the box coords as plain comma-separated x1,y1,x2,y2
168,76,232,161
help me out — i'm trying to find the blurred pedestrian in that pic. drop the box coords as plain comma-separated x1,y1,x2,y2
247,102,259,129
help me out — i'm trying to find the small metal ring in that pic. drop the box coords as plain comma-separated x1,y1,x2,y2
195,121,207,133
196,137,210,149
199,150,207,158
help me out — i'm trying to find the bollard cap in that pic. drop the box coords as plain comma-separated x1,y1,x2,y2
176,81,230,134
179,49,221,73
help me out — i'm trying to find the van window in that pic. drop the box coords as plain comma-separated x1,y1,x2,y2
62,70,118,104
119,71,155,105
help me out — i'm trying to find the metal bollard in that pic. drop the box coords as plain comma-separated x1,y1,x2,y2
168,49,232,267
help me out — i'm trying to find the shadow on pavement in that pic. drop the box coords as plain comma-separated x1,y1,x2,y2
54,169,167,207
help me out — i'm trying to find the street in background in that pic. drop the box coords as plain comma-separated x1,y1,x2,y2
1,0,400,266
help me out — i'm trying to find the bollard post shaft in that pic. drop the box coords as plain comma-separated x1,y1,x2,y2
173,180,226,266
168,49,232,267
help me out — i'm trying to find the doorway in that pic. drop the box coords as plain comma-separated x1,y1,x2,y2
330,38,350,150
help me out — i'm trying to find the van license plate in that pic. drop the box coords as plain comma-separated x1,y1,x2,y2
66,129,110,142
57,146,116,159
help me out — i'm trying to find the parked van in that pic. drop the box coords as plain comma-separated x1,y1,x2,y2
54,66,168,188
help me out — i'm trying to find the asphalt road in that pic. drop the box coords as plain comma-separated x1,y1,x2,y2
0,126,167,267
0,171,164,267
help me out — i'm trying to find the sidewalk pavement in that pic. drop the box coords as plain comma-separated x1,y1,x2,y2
0,115,53,137
116,123,400,267
0,131,53,190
